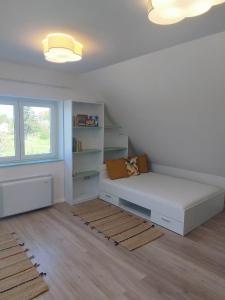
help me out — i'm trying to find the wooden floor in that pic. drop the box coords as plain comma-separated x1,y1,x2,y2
1,203,225,300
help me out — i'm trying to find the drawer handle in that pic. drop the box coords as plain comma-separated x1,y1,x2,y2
161,217,171,223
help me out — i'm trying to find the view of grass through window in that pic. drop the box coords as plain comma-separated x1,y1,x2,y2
24,106,51,156
0,104,15,157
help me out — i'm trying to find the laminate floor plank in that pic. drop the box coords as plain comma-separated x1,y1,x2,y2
0,202,224,300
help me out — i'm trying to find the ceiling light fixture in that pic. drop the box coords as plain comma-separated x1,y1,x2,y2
42,33,83,63
148,0,225,25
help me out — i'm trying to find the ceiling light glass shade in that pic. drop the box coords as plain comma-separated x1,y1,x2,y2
148,1,185,24
42,33,83,63
148,6,185,25
183,0,213,17
148,0,224,25
151,0,176,8
213,0,225,5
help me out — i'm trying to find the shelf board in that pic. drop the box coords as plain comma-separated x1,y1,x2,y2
104,147,127,152
104,125,121,129
73,126,102,129
73,170,99,179
73,149,101,155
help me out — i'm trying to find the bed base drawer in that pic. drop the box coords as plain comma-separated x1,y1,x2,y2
151,211,184,235
100,192,119,206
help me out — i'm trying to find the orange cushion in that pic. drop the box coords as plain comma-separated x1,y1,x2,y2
137,154,150,173
106,158,129,180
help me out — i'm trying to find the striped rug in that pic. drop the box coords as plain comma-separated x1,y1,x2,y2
72,199,163,251
0,232,48,300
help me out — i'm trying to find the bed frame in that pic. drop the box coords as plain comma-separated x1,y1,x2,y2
99,166,225,235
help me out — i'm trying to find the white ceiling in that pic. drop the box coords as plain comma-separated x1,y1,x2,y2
1,0,225,74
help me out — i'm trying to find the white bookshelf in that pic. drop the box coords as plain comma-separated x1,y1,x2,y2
64,100,104,204
104,109,128,161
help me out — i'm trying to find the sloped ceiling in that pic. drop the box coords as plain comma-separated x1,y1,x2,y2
74,32,225,177
0,0,225,74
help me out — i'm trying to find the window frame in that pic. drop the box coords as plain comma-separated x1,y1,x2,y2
0,97,58,163
0,98,20,162
20,99,58,160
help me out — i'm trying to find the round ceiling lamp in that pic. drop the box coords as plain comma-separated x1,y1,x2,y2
148,0,225,25
42,33,83,63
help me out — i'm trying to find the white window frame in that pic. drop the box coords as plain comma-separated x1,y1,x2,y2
0,98,20,162
0,97,58,163
20,100,58,160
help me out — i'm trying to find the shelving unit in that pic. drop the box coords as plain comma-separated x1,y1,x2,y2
74,149,102,155
104,147,127,152
64,103,128,205
73,126,103,129
104,125,121,129
64,100,104,204
104,110,128,161
73,170,100,179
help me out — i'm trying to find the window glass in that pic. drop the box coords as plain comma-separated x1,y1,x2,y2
23,106,51,156
0,104,15,157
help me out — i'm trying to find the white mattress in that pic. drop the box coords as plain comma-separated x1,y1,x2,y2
100,173,224,221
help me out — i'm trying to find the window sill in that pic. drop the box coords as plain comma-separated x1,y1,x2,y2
0,159,64,168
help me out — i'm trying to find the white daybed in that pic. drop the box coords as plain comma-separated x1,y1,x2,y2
99,166,225,235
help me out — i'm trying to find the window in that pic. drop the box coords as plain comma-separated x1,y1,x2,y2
23,106,51,156
0,104,15,158
0,97,58,163
0,100,19,162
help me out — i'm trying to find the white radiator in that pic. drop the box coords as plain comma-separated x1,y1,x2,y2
0,175,53,217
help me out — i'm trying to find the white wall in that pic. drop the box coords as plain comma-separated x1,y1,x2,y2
0,61,100,203
2,30,225,203
0,60,99,101
0,162,64,203
74,31,225,177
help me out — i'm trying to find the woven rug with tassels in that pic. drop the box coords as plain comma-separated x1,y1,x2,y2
0,232,48,300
